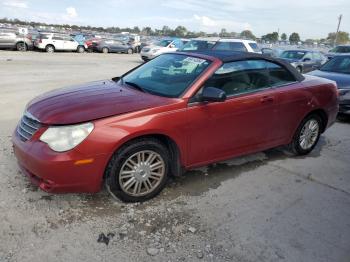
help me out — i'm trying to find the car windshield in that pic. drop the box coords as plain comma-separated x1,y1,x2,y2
121,53,211,97
180,40,217,51
320,56,350,74
248,43,260,52
156,39,172,47
280,51,306,60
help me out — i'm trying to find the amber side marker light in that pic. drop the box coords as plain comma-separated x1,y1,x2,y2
74,158,94,165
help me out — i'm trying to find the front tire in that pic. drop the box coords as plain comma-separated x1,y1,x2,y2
105,138,169,202
77,46,85,53
16,42,27,51
127,48,133,54
102,47,109,54
288,114,322,155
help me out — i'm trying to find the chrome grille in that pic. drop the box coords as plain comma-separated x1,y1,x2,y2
17,113,41,142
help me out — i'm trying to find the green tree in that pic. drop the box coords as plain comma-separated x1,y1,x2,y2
141,27,153,36
174,26,187,37
132,26,140,33
327,31,349,45
240,30,256,40
281,33,287,41
262,32,279,43
289,32,301,44
219,28,228,37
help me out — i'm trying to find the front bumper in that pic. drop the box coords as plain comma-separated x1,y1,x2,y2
339,100,350,114
12,128,107,193
140,52,157,60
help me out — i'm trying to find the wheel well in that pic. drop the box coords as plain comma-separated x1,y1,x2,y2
46,44,54,49
105,134,183,179
307,109,328,133
15,41,27,47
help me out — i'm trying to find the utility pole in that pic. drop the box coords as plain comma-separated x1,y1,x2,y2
334,14,342,46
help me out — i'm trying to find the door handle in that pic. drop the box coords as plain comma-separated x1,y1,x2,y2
260,96,274,103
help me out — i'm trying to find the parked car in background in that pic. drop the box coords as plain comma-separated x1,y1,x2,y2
71,33,94,47
12,51,338,202
181,38,260,54
89,39,134,54
140,38,185,61
34,32,86,53
308,55,350,115
0,27,33,51
212,39,261,53
179,37,219,51
279,50,327,73
84,37,103,51
327,45,350,59
261,47,285,58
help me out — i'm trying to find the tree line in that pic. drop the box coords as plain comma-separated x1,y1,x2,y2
1,17,349,44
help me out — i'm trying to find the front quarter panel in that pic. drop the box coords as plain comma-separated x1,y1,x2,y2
76,100,189,169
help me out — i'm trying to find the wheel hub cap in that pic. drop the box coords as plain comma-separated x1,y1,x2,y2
299,119,319,150
119,150,165,197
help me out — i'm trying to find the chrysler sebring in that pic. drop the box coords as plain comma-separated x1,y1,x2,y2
12,51,338,202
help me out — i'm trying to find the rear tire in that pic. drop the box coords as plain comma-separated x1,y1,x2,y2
102,47,109,54
105,138,169,202
16,42,27,51
77,46,85,53
45,45,55,53
288,114,322,155
127,48,133,54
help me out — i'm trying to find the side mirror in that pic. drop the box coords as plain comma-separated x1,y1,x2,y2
111,76,120,82
169,44,175,48
303,57,311,62
200,87,226,102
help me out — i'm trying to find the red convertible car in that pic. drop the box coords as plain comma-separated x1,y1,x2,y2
12,51,338,202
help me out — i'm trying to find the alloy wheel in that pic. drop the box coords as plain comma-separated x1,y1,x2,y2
299,119,320,150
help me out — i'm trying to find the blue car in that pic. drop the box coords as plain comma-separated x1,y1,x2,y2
308,55,350,115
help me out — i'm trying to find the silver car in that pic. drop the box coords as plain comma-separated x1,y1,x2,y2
0,28,33,51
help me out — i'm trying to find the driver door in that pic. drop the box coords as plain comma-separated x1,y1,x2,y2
186,60,280,167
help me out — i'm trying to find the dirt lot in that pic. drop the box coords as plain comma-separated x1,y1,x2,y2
0,51,350,262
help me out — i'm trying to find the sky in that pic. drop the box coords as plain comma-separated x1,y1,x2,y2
1,0,350,39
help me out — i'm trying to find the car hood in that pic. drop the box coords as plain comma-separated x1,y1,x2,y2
307,70,350,89
26,80,176,125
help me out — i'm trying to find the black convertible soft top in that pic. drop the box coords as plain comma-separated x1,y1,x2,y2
177,50,305,82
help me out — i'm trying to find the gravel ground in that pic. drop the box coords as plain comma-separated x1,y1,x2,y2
0,51,350,262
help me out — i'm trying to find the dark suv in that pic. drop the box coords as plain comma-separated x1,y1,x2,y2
0,28,33,51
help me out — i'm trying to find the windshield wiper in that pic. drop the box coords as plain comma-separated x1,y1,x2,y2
124,81,147,93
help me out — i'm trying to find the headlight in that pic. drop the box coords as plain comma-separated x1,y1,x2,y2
339,89,350,100
40,122,94,152
152,49,160,53
291,62,298,67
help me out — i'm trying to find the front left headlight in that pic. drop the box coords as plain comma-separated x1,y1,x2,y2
152,48,160,53
40,122,94,152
